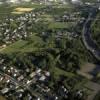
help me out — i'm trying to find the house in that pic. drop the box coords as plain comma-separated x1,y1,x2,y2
10,67,14,70
99,7,100,10
8,69,11,73
0,76,4,81
26,68,30,73
55,96,58,100
37,97,41,100
39,75,46,81
45,71,50,77
36,69,42,75
2,44,7,48
3,66,6,70
17,75,24,81
75,90,83,99
13,73,17,77
72,0,82,5
1,88,9,94
30,72,36,78
27,80,31,84
28,93,32,100
6,79,10,83
0,59,4,64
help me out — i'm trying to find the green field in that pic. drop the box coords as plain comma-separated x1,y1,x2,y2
0,34,45,54
48,22,74,29
52,67,75,80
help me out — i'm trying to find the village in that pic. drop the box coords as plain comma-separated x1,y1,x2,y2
0,0,100,100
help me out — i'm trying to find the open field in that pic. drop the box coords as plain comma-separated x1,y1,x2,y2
0,34,45,54
12,7,34,14
14,7,33,12
0,96,6,100
48,22,75,29
52,67,75,79
78,63,100,79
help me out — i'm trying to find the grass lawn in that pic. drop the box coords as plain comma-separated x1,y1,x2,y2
0,4,14,20
0,40,28,53
48,22,74,29
0,34,45,54
17,3,45,9
39,14,54,22
51,67,75,80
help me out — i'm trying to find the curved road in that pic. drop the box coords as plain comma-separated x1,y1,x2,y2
82,8,100,60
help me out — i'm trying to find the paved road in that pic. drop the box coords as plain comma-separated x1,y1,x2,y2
82,8,100,60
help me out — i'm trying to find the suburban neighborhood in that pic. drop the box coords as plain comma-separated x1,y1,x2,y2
0,0,100,100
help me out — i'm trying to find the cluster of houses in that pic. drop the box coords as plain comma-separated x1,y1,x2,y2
0,62,51,99
0,56,84,100
0,10,41,47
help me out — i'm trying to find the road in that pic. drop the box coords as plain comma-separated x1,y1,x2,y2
82,7,100,60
